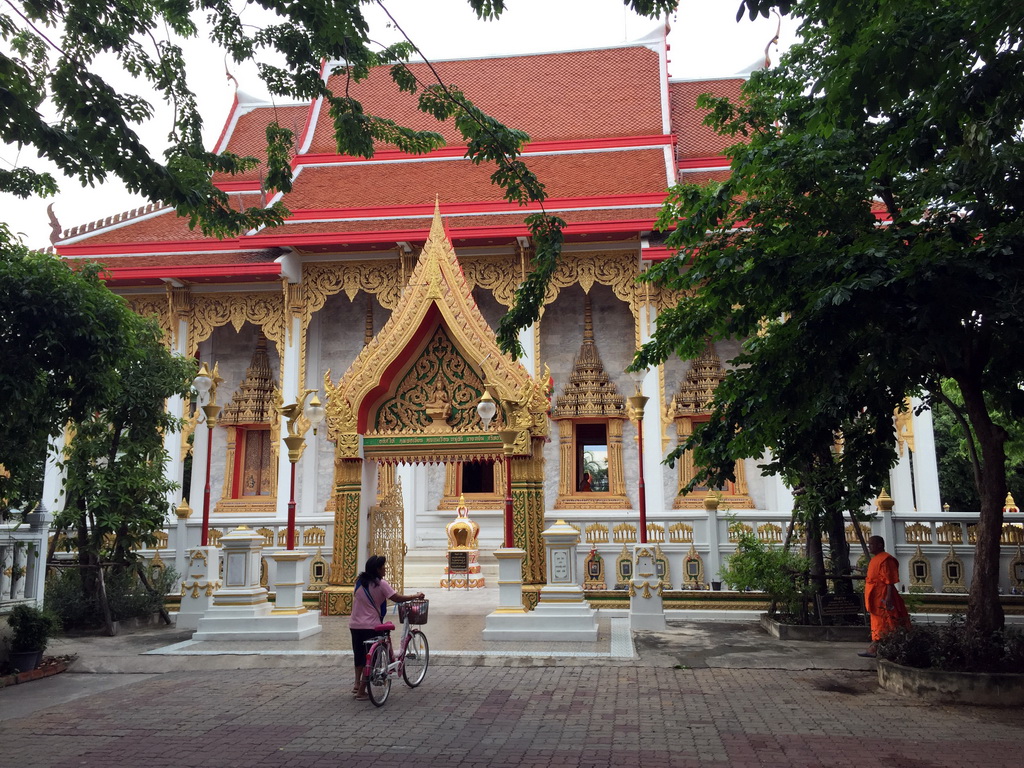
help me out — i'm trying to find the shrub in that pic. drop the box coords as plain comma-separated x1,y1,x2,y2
719,523,814,619
6,603,60,653
46,565,177,629
877,615,1024,673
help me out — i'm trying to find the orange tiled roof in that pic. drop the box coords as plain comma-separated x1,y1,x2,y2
283,149,669,209
213,105,309,184
65,250,280,270
670,78,745,160
308,46,664,154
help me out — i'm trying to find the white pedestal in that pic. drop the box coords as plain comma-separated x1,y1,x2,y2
629,544,666,631
192,527,321,641
268,551,323,639
483,522,598,641
175,546,221,631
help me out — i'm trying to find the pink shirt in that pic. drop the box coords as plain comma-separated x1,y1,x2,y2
349,578,397,629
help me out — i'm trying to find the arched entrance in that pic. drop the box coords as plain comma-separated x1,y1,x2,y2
318,204,551,615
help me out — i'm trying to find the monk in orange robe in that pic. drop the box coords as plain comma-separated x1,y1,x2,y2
860,535,911,657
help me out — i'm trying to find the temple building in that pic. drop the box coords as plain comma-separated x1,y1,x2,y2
46,27,941,612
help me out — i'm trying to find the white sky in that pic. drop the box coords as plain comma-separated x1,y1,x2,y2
0,0,794,249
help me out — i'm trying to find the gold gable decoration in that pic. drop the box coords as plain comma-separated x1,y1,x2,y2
222,336,276,425
672,340,726,416
550,294,625,419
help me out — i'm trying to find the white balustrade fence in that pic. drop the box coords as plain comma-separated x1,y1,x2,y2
0,507,50,612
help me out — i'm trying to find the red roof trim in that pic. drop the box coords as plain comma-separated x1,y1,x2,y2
287,194,666,221
213,93,241,155
641,247,676,262
101,262,283,287
58,239,246,258
677,155,730,170
294,135,675,168
216,181,264,192
249,218,659,248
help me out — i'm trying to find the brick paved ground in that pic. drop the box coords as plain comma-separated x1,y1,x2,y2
2,665,1022,767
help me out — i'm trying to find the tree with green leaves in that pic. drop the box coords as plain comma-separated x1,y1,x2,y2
53,310,195,613
0,224,143,510
627,0,1024,635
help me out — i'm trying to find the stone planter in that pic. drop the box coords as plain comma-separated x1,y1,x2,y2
878,660,1024,706
759,613,870,642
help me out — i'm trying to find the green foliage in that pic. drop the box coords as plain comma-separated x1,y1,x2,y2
0,226,139,507
46,566,178,628
636,0,1024,634
6,603,61,653
877,615,1024,674
718,523,813,618
54,314,195,567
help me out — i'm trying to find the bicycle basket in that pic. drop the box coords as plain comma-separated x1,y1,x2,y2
397,599,429,625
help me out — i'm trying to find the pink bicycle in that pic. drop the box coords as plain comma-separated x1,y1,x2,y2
363,598,430,707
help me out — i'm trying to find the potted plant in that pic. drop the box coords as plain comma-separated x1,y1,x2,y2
6,603,59,673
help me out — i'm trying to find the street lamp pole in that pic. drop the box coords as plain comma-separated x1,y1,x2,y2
278,391,325,550
476,387,516,549
627,370,650,545
193,362,221,548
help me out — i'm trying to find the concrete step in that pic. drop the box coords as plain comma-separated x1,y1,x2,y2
401,548,497,589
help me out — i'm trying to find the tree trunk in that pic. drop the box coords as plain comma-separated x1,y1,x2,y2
958,376,1007,634
806,514,827,596
826,508,854,600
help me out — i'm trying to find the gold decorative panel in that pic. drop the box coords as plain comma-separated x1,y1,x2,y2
373,324,486,433
845,523,870,544
1001,523,1024,545
904,522,932,545
308,549,329,592
937,522,963,545
669,522,694,543
682,545,706,589
585,523,609,544
369,477,405,593
758,523,783,544
303,526,327,547
728,523,753,542
613,523,637,544
908,545,933,593
583,548,606,590
256,527,275,548
941,546,967,593
646,523,665,543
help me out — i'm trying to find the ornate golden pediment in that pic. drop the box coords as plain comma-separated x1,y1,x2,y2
324,201,548,457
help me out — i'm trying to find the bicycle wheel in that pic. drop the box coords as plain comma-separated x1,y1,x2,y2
367,643,391,707
402,630,429,688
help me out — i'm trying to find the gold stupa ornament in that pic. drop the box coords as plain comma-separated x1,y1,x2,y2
221,336,276,425
550,293,625,418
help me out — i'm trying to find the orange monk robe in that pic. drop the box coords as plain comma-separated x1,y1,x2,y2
865,551,911,641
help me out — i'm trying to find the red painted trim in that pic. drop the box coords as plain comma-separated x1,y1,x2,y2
641,247,676,262
286,194,667,221
59,239,245,257
297,95,319,154
100,263,282,282
216,181,264,193
231,427,244,498
356,305,442,432
677,155,730,170
249,218,661,248
293,135,675,167
213,94,241,155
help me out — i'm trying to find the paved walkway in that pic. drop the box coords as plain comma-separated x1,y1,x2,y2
2,587,1022,766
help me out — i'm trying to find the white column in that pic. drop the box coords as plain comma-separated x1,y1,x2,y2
41,432,67,514
911,398,941,512
518,321,537,377
164,314,190,513
275,313,303,519
398,462,417,547
301,313,321,515
890,449,915,512
638,302,666,516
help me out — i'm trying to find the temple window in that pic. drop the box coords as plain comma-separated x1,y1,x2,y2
671,341,753,509
216,335,279,513
460,459,496,495
551,294,630,509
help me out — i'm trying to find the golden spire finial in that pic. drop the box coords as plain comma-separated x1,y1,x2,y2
428,195,445,244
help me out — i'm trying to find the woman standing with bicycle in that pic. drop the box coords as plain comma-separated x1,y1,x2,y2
350,555,424,701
